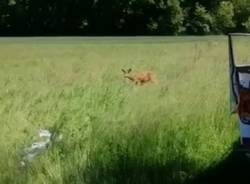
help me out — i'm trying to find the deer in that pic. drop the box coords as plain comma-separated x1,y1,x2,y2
121,68,157,85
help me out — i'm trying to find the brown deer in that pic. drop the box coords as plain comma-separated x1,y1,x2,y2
121,68,157,85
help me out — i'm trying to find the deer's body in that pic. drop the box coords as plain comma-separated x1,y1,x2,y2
122,69,156,85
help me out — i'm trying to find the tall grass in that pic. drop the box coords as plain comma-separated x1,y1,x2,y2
0,37,241,184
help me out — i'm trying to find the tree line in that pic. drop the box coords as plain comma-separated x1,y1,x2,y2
0,0,250,35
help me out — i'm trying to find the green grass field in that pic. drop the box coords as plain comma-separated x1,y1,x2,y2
0,36,245,184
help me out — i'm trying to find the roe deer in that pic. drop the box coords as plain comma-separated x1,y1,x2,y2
121,68,156,85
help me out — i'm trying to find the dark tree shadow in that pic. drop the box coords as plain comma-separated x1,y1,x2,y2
62,145,197,184
190,140,250,184
62,139,250,184
84,157,197,184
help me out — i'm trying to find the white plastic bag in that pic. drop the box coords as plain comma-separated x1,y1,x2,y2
21,129,52,166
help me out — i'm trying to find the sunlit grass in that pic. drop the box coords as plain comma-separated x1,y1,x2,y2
0,37,241,184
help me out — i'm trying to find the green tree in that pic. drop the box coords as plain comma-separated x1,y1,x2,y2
186,3,213,35
181,0,222,11
213,1,235,33
22,0,94,35
2,0,250,35
157,0,184,35
232,0,250,32
7,0,28,34
0,0,9,33
242,17,250,32
89,0,129,34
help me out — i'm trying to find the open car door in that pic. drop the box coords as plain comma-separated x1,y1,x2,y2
229,33,250,147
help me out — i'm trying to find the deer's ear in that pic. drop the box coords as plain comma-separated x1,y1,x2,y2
121,69,126,74
127,68,132,73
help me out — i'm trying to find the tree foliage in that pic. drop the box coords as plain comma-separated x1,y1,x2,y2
232,0,250,32
186,3,213,35
0,0,249,35
214,1,235,33
156,0,184,35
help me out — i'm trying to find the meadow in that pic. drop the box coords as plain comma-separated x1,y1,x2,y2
0,36,245,184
